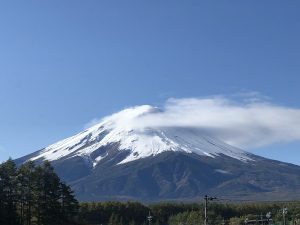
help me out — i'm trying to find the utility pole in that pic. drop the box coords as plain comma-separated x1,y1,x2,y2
283,207,288,225
204,195,217,225
266,212,272,225
147,211,153,225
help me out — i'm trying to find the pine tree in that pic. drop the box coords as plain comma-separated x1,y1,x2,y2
34,161,62,225
108,213,121,225
17,161,35,225
60,182,79,225
0,159,79,225
0,159,20,225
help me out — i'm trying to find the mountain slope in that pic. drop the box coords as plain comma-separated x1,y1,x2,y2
68,152,300,201
19,105,252,166
16,105,300,201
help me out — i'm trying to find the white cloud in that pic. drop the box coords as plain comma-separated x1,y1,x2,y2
86,94,300,149
84,118,102,129
148,97,300,148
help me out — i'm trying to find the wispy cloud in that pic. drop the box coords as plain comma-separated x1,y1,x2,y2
85,93,300,149
84,118,102,129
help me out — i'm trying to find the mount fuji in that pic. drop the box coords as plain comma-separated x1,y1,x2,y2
16,105,300,201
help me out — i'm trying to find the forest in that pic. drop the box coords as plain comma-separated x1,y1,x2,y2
0,159,78,225
1,159,300,225
77,201,300,225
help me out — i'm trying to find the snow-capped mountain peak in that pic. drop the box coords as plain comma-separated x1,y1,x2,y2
29,105,252,166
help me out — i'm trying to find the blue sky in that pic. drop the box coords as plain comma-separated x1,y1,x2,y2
1,1,300,164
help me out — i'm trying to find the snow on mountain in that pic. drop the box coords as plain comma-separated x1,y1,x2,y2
30,105,253,165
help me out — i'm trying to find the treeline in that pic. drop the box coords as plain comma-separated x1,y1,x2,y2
0,159,78,225
79,201,149,225
77,201,300,225
2,158,300,225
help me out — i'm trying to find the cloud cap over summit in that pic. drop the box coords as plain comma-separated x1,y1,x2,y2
89,96,300,149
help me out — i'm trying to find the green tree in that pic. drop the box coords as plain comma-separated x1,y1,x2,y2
60,182,79,224
33,162,62,225
17,161,35,225
108,213,122,225
168,211,203,225
0,159,79,225
229,217,244,225
0,159,20,225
